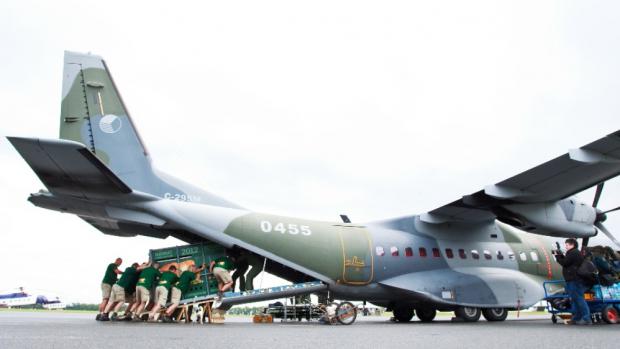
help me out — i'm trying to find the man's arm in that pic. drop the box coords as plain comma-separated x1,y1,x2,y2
136,261,151,271
209,261,215,273
557,249,579,267
195,263,207,274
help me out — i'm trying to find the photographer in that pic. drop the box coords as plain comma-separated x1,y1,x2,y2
553,238,592,325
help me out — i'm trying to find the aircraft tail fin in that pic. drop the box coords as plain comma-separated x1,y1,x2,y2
60,51,151,190
58,51,242,209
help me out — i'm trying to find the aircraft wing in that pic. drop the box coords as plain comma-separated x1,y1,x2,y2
8,137,131,199
421,130,620,223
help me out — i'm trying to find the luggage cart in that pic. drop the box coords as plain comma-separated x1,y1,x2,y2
543,280,620,324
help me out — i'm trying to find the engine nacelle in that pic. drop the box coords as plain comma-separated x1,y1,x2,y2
497,197,597,238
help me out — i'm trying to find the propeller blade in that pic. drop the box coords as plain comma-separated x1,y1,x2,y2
595,222,620,250
603,206,620,215
592,182,604,208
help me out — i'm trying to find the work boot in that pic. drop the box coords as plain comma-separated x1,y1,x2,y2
110,312,118,321
95,313,102,321
132,314,143,322
100,313,110,321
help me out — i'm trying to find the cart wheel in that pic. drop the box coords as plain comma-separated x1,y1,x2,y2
551,314,557,324
335,301,357,325
601,305,619,324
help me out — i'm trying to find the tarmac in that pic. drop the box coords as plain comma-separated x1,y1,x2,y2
0,311,618,349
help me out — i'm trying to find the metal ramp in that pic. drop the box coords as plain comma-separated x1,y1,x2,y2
178,281,327,307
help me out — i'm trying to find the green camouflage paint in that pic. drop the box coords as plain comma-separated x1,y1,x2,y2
60,67,125,165
223,213,374,284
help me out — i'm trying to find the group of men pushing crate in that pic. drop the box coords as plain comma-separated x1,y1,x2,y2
95,247,263,323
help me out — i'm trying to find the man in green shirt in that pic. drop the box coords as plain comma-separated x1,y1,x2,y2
163,263,206,323
133,262,160,321
210,254,236,308
100,262,145,321
148,265,179,321
97,257,123,320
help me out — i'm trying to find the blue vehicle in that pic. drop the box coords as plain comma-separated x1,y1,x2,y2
544,280,620,324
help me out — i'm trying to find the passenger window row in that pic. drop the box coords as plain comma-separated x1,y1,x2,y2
376,246,539,262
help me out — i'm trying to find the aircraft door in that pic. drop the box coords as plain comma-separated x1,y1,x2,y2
338,226,374,285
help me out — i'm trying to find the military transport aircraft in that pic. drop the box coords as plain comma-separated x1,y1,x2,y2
8,51,620,323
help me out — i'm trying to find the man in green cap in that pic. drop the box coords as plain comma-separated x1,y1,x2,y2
97,257,123,320
163,263,206,323
133,261,160,321
100,262,145,321
149,265,179,321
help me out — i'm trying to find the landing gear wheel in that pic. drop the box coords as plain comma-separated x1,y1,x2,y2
393,306,415,322
482,308,508,322
416,308,436,322
455,307,481,322
335,301,357,325
601,305,619,324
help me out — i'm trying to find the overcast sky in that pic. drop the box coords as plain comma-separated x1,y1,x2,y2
1,1,620,303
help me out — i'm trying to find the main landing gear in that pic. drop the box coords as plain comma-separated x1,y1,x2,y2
454,307,481,322
392,306,415,322
392,306,437,322
392,305,508,323
453,307,508,322
416,308,437,322
481,308,509,322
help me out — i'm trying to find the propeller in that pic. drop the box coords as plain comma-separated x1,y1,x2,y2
590,182,620,249
602,206,620,215
595,222,620,249
592,182,604,208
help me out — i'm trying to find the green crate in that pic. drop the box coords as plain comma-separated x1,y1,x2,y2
149,242,225,300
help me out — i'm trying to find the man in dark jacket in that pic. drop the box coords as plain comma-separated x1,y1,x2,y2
554,238,592,325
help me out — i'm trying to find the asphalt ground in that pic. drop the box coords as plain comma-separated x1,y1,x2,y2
0,311,618,349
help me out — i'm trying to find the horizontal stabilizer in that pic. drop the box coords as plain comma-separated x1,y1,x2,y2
7,137,131,198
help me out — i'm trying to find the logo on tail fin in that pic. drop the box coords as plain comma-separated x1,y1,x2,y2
99,114,122,134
